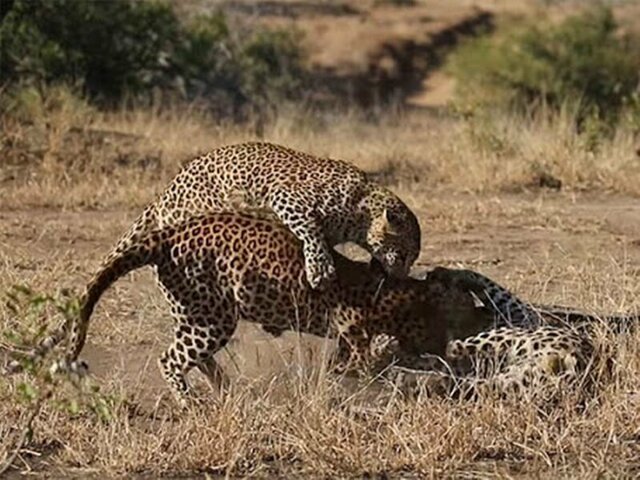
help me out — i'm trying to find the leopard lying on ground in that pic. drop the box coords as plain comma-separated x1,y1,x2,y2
110,142,421,289
375,308,637,402
374,326,596,401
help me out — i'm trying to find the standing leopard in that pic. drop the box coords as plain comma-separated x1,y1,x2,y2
8,213,634,405
6,212,537,406
111,142,421,289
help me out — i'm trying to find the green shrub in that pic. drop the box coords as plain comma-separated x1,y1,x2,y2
0,0,179,103
173,14,306,111
448,7,640,124
239,29,306,106
3,284,122,433
0,83,92,127
0,0,307,110
171,12,245,112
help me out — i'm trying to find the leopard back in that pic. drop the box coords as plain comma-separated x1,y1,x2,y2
111,142,421,288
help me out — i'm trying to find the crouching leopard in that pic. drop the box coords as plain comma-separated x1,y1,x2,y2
7,211,540,406
111,142,421,289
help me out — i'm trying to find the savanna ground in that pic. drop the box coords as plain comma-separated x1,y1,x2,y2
2,0,640,478
2,101,640,478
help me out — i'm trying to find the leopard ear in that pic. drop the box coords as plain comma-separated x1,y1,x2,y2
383,208,399,234
384,208,392,224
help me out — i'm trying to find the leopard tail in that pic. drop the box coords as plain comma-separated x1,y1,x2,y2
6,227,164,373
533,304,640,333
66,231,166,361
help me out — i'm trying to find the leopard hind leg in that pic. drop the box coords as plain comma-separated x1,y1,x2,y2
156,266,239,406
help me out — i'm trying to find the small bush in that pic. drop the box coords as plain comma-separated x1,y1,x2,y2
239,29,306,106
0,0,179,103
170,12,245,113
448,7,640,125
0,0,307,111
173,14,306,111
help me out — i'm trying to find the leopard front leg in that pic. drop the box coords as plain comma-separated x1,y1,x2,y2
269,190,336,289
301,236,337,289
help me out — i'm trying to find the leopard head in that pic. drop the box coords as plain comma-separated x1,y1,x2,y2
364,191,421,278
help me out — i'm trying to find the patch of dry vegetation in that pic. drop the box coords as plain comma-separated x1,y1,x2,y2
1,90,639,212
1,180,639,476
0,262,639,477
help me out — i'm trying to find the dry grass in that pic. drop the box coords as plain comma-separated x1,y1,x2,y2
1,93,639,211
1,96,640,476
1,208,639,477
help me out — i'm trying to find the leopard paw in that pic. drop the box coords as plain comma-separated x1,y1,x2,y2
304,257,337,290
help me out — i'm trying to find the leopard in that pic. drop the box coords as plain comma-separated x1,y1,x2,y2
375,312,636,402
368,268,639,401
376,326,592,399
6,212,543,406
442,268,639,332
109,141,422,290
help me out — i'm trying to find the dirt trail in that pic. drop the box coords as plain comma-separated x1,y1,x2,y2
228,0,640,107
224,0,494,106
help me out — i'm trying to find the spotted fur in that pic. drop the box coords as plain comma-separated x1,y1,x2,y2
372,276,637,401
9,211,635,405
11,213,495,405
382,325,601,402
112,142,421,289
377,314,636,402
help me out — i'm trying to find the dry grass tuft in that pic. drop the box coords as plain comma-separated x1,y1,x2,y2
1,99,639,210
1,328,639,477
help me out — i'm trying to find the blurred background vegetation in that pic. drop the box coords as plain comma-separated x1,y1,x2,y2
1,0,640,197
0,0,306,117
448,5,640,132
1,0,639,127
